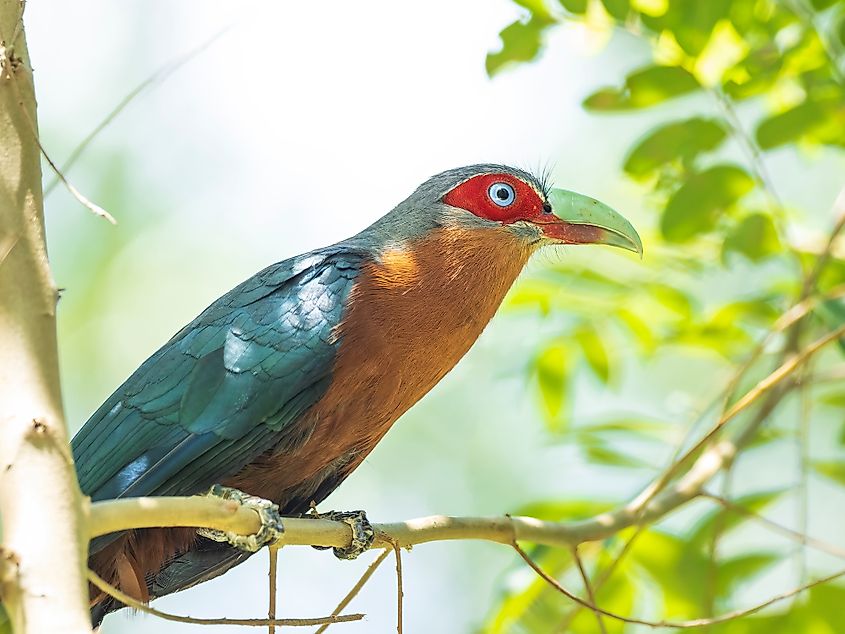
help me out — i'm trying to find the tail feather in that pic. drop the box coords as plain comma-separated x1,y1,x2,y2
88,533,253,627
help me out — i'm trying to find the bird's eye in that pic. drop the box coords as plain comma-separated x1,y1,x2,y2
487,182,515,207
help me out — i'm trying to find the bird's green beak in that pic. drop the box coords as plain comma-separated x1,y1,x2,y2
544,188,643,257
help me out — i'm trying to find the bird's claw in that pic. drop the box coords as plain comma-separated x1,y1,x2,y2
309,509,374,560
197,484,285,553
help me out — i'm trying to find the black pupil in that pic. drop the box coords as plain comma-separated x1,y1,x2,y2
496,187,510,200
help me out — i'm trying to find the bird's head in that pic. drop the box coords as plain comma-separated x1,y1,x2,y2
363,164,642,258
441,164,642,255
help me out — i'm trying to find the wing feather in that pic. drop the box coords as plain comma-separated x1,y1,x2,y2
73,249,362,512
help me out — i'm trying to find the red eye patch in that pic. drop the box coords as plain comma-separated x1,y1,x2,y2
442,173,545,223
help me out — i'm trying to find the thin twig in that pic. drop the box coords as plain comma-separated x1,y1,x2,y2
314,549,392,634
44,27,231,198
787,0,845,84
268,545,279,634
86,569,363,627
803,189,845,297
629,323,845,515
571,546,606,634
796,362,812,586
701,493,845,560
0,35,116,224
514,542,845,629
705,466,735,619
712,88,784,212
392,541,404,634
556,526,645,632
707,281,845,438
553,282,840,632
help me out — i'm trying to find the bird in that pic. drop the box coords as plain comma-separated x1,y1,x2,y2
73,164,641,625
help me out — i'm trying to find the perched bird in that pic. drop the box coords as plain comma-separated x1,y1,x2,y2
74,164,641,624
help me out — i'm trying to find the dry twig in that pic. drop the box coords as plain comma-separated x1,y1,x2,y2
86,569,363,628
514,542,845,629
314,549,392,634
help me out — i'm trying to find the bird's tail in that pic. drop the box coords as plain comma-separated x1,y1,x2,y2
87,532,254,627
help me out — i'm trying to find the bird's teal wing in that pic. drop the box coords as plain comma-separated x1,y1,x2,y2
72,249,362,508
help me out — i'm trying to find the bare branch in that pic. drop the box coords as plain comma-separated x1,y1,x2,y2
515,542,845,629
44,27,231,198
314,549,392,634
571,546,606,634
0,2,93,631
630,322,845,515
86,569,364,628
267,545,279,634
87,320,843,554
702,493,845,560
0,37,115,224
392,541,404,634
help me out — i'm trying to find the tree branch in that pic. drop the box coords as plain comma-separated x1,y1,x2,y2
90,320,845,553
314,549,392,634
514,541,845,629
86,569,364,628
0,2,93,631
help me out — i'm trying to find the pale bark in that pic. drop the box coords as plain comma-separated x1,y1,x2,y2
0,2,92,632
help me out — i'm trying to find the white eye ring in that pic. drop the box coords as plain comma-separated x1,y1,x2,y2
488,182,516,207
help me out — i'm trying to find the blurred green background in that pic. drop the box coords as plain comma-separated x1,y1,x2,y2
26,0,845,632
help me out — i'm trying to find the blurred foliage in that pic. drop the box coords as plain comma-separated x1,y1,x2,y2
485,0,845,631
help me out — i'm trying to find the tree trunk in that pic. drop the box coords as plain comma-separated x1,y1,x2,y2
0,2,92,632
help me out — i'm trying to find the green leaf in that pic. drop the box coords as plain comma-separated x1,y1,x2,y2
821,391,845,408
574,324,612,384
647,283,695,318
535,342,571,426
515,499,614,521
722,213,782,262
661,165,755,242
584,442,648,468
578,417,668,437
690,490,784,549
624,117,728,179
709,298,779,328
724,45,783,100
806,583,845,628
640,0,732,56
715,552,780,598
615,308,657,353
631,530,709,617
810,0,839,9
600,0,630,20
484,547,573,634
486,15,554,77
815,298,845,355
839,14,845,48
813,460,845,485
512,0,557,20
583,65,700,111
558,0,588,13
756,96,845,150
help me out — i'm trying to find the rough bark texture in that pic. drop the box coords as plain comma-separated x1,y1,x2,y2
0,2,92,631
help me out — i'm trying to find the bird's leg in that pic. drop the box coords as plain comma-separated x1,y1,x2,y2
197,484,285,552
308,505,375,560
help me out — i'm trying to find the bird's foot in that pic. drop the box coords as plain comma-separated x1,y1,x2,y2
308,507,374,560
197,484,285,553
